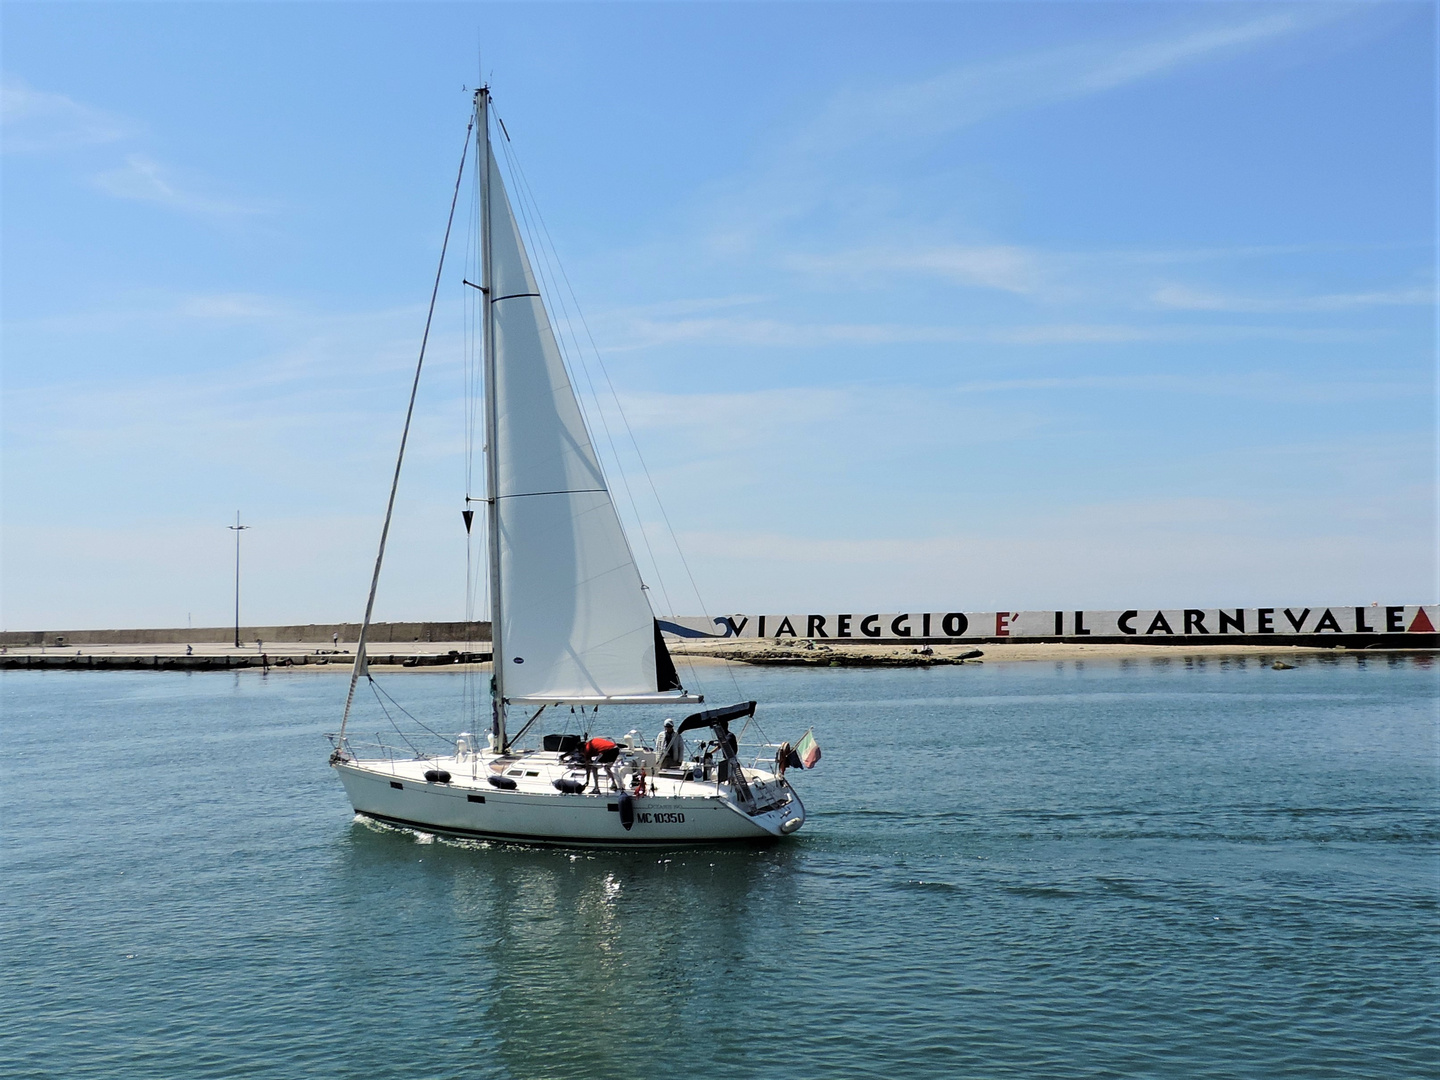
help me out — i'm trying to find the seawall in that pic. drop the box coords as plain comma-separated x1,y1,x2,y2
0,621,491,648
6,605,1436,656
662,606,1438,650
0,650,490,672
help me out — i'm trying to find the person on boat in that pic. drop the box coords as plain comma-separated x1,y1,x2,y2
578,736,621,793
656,719,685,768
581,736,620,764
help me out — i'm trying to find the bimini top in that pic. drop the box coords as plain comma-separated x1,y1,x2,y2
677,701,757,735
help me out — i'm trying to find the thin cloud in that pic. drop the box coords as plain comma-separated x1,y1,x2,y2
92,154,269,216
670,490,1431,612
606,313,1380,351
3,78,268,216
0,76,134,153
990,324,1157,344
789,246,1047,295
1153,284,1435,314
785,240,1434,323
614,315,970,349
1075,14,1307,94
4,290,423,345
612,385,854,434
709,11,1336,252
609,295,772,319
947,372,1418,405
796,12,1319,158
175,294,287,320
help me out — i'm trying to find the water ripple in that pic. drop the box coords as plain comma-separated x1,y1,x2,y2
2,659,1436,1080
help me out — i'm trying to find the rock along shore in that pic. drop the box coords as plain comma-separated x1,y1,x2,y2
677,641,984,666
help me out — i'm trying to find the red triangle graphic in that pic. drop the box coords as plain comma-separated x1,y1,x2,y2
1409,608,1435,633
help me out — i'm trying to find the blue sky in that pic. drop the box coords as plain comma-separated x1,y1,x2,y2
2,2,1434,629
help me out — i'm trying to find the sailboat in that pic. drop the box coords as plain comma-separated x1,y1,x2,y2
327,87,807,846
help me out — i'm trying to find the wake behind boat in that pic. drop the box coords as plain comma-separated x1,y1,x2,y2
327,86,813,846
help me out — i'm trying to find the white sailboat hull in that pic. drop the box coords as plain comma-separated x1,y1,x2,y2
334,756,805,847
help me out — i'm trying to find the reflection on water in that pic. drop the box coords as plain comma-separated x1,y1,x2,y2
338,821,800,1079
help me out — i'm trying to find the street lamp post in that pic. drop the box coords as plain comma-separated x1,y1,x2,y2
228,512,250,649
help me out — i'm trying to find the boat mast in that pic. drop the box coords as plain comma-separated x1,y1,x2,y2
478,86,508,752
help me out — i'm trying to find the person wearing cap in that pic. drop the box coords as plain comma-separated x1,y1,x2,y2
656,718,685,768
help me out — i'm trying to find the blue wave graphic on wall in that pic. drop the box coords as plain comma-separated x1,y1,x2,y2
656,619,733,639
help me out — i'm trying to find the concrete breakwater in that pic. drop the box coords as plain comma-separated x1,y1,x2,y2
0,621,490,649
5,603,1434,673
0,649,491,672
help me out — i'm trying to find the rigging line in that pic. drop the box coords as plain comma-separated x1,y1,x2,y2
489,138,616,467
500,151,717,702
371,677,456,745
339,112,474,742
463,159,481,727
498,143,725,698
515,227,699,688
469,152,485,508
493,133,682,631
494,155,683,648
497,142,707,613
369,680,428,760
507,705,547,748
737,713,773,754
491,134,618,501
492,122,714,703
463,150,479,503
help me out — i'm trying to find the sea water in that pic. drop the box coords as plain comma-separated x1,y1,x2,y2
2,655,1435,1079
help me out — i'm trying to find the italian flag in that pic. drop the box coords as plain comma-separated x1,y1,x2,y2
795,729,821,769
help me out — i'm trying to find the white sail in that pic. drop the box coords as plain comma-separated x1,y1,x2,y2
486,147,688,705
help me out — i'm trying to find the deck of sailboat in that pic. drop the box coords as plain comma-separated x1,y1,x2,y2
346,748,787,801
334,747,804,846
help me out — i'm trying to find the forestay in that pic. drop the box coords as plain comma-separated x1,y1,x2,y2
485,147,693,706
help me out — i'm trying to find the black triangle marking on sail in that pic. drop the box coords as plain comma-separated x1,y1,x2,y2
462,509,475,533
654,620,682,692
